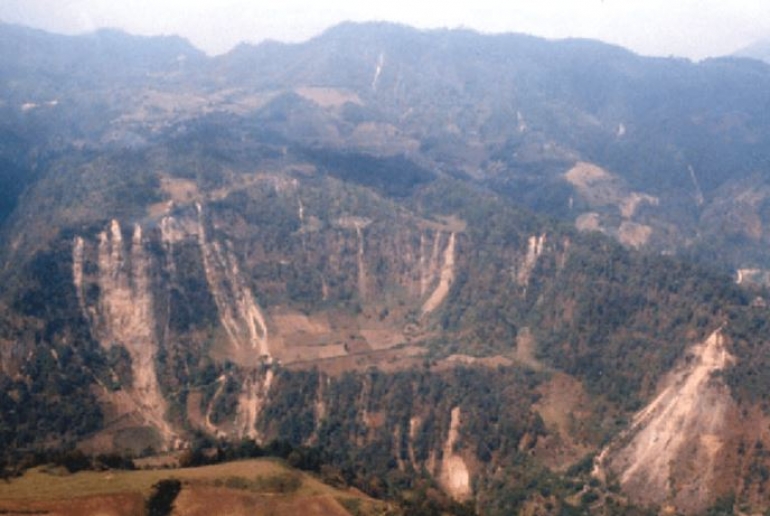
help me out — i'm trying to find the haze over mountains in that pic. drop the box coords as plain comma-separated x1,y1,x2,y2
735,38,770,64
2,20,770,515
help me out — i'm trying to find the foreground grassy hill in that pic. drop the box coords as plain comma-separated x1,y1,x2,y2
0,458,395,516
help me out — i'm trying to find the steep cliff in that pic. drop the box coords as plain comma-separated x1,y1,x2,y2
73,220,178,450
597,329,739,513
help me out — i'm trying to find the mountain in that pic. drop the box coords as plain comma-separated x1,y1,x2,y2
208,23,770,276
0,21,204,84
734,38,770,64
1,21,770,515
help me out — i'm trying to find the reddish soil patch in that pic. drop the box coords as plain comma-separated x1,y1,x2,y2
0,493,144,516
172,485,352,516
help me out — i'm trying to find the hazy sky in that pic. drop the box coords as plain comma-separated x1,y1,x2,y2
1,0,769,60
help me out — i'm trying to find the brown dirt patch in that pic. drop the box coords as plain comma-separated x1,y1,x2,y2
533,373,594,470
618,221,653,248
0,493,144,516
295,87,362,108
162,177,199,202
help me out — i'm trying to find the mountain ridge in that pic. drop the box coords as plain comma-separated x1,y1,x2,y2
734,37,770,64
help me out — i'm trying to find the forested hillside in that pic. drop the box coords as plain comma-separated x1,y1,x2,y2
1,21,770,515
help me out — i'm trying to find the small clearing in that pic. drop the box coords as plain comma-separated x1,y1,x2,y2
575,212,602,232
435,354,513,370
533,373,593,470
617,221,653,248
417,215,467,234
295,87,362,107
160,176,200,204
564,161,623,208
619,192,659,219
514,327,544,371
564,161,613,189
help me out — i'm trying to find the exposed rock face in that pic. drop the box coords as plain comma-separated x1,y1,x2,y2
439,406,472,501
65,186,571,452
516,234,546,287
565,161,659,248
234,368,274,439
422,232,456,315
74,220,177,449
354,220,369,301
68,197,482,447
598,329,738,513
74,211,276,446
72,236,86,313
196,204,270,359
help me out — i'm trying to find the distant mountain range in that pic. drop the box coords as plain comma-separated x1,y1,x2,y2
734,37,770,63
1,21,770,515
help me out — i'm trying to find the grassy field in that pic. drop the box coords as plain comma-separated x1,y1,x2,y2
0,458,396,516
